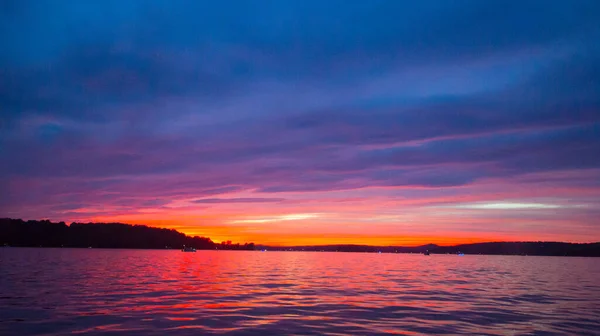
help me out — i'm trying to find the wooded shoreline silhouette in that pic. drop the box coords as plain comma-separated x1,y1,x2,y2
2,218,598,256
0,218,254,250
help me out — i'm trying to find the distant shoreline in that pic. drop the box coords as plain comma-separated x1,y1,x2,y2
2,246,600,258
2,218,599,257
254,242,600,257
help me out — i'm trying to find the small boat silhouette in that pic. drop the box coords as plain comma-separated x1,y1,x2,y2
424,250,430,256
181,245,196,252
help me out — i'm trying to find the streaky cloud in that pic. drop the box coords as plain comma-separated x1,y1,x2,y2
192,198,285,204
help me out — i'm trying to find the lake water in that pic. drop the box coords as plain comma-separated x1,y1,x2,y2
1,249,599,335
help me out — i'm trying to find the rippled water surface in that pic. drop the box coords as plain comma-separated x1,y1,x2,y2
1,249,599,335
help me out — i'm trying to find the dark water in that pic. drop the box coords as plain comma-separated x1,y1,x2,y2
1,249,599,335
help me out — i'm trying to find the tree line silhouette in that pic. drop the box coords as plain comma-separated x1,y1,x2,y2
0,218,255,250
2,218,598,256
430,241,600,257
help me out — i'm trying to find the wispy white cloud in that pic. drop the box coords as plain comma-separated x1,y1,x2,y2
433,201,587,210
192,197,284,204
230,213,321,224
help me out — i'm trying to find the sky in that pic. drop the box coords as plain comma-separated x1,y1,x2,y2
2,0,600,246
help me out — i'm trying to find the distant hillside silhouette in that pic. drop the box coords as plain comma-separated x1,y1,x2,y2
0,218,254,250
257,244,438,253
430,241,600,257
258,242,600,256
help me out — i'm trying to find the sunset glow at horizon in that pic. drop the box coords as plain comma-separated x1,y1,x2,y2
2,1,600,246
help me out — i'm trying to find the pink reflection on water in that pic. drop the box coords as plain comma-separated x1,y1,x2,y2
1,249,599,335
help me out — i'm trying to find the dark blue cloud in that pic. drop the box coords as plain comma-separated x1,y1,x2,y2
363,124,600,167
9,0,597,67
283,51,600,145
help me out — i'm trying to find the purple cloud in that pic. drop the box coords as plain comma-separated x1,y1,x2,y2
1,0,599,244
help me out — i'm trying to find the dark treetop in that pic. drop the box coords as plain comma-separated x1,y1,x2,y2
0,218,254,250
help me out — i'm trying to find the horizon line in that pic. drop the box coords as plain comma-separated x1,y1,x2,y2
3,217,599,247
